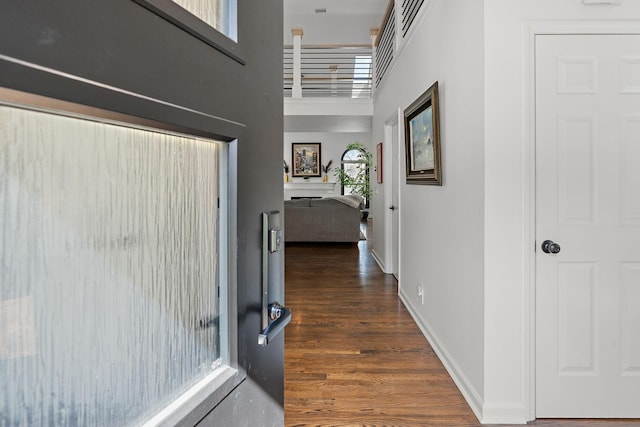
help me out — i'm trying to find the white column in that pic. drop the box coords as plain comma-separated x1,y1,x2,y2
291,28,303,98
329,64,338,96
370,28,379,97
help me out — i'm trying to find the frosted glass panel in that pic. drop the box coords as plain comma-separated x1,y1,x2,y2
172,0,237,41
0,105,222,425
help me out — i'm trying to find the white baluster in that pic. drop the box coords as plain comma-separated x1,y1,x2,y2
292,28,303,98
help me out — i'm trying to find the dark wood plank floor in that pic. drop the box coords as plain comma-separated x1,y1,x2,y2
284,221,640,427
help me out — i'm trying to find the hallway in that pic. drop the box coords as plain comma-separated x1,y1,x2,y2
283,223,640,427
284,223,477,426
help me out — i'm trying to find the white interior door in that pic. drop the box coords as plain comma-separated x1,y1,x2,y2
391,120,400,279
535,34,640,418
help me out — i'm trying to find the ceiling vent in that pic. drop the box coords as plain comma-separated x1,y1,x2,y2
315,8,327,13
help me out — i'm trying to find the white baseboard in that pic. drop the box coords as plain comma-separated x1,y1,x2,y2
480,402,528,425
370,249,387,273
398,290,484,423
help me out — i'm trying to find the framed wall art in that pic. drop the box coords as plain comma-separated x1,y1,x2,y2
292,143,321,177
403,81,441,185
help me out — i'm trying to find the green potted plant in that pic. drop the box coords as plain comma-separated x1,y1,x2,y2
334,142,372,218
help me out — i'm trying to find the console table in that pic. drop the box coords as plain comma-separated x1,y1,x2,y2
284,182,336,200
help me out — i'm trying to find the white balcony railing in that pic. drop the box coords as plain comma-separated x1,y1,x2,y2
284,44,373,99
401,0,425,37
284,0,427,98
374,0,427,88
375,1,395,88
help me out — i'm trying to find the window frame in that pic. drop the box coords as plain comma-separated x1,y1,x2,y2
0,87,242,427
340,147,370,208
133,0,244,65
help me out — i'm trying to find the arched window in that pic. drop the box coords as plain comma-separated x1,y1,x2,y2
340,147,370,208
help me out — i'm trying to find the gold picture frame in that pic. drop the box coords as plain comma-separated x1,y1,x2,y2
404,81,441,185
292,143,322,177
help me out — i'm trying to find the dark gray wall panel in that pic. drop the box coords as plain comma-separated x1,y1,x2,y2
0,0,284,425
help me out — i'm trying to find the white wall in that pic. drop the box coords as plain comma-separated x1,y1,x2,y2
483,0,640,423
372,0,485,417
284,13,382,45
284,131,372,194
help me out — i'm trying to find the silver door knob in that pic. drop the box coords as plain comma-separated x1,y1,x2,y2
541,240,561,254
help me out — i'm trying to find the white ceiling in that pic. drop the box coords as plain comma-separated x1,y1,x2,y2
284,0,389,15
